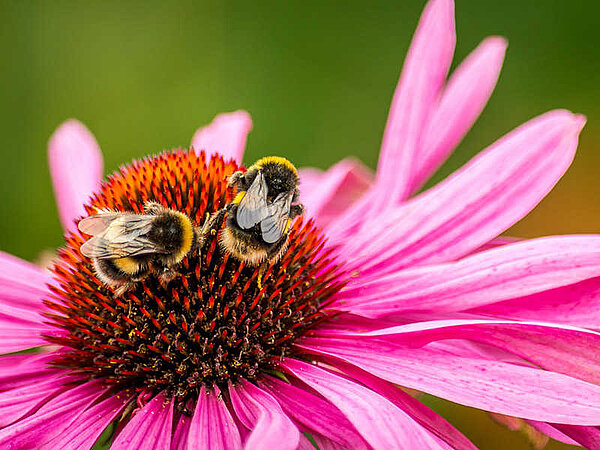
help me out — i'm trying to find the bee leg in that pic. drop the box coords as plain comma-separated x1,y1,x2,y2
201,208,228,238
143,200,166,214
159,267,178,284
227,171,244,189
114,282,134,297
290,203,305,219
257,262,268,289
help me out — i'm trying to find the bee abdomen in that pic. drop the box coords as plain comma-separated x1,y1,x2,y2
94,258,149,286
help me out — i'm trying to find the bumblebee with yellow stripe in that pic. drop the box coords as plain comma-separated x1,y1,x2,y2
78,201,198,295
204,156,304,266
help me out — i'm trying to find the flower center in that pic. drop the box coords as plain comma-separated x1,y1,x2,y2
44,150,344,404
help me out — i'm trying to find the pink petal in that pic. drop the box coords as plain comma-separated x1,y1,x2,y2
0,250,54,295
281,358,445,449
299,159,373,229
312,435,349,450
408,37,508,195
340,235,600,316
229,379,299,450
471,277,600,328
0,375,64,427
191,111,252,163
187,386,242,450
339,110,585,273
298,339,600,424
0,253,55,351
48,119,104,233
314,319,600,385
0,354,58,391
330,359,476,450
112,391,174,450
0,380,107,448
525,421,580,446
550,424,600,448
40,389,133,450
259,376,367,449
470,236,520,254
171,400,193,450
372,0,456,208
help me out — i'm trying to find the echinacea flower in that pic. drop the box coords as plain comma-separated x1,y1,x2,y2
3,0,600,448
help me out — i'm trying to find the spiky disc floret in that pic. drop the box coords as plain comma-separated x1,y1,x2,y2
44,150,345,403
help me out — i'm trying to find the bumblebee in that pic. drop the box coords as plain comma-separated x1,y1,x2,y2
78,201,198,294
205,156,304,266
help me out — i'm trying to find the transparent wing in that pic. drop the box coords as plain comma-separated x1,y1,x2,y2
260,192,292,244
236,171,269,229
78,212,124,236
79,214,163,259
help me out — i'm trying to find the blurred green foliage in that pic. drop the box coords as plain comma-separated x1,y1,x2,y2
1,1,598,448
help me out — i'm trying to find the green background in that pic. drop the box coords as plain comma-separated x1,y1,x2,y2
1,1,598,448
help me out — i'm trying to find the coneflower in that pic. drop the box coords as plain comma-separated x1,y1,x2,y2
2,0,600,449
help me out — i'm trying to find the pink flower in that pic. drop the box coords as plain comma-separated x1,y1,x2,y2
2,0,600,448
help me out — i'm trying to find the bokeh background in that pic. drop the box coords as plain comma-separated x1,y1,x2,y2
1,0,599,448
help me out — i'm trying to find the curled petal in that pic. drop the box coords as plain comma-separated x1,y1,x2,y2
48,119,103,233
229,379,299,450
281,358,445,449
259,376,367,449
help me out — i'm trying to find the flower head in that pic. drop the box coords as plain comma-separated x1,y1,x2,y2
2,0,600,448
46,150,343,405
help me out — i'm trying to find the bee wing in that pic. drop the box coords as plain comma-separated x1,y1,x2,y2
78,212,125,236
79,215,163,259
236,171,269,229
260,192,293,244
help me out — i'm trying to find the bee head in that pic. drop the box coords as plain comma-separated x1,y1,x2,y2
254,156,299,199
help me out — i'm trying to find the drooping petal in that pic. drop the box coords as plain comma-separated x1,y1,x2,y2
40,389,133,450
330,359,476,450
0,380,107,448
187,386,242,450
372,0,456,208
191,111,252,164
229,379,299,450
48,119,104,233
299,159,373,229
408,37,508,195
297,339,600,424
259,376,367,449
338,110,585,271
310,319,600,385
111,391,174,450
340,236,600,316
281,358,445,449
471,277,600,328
